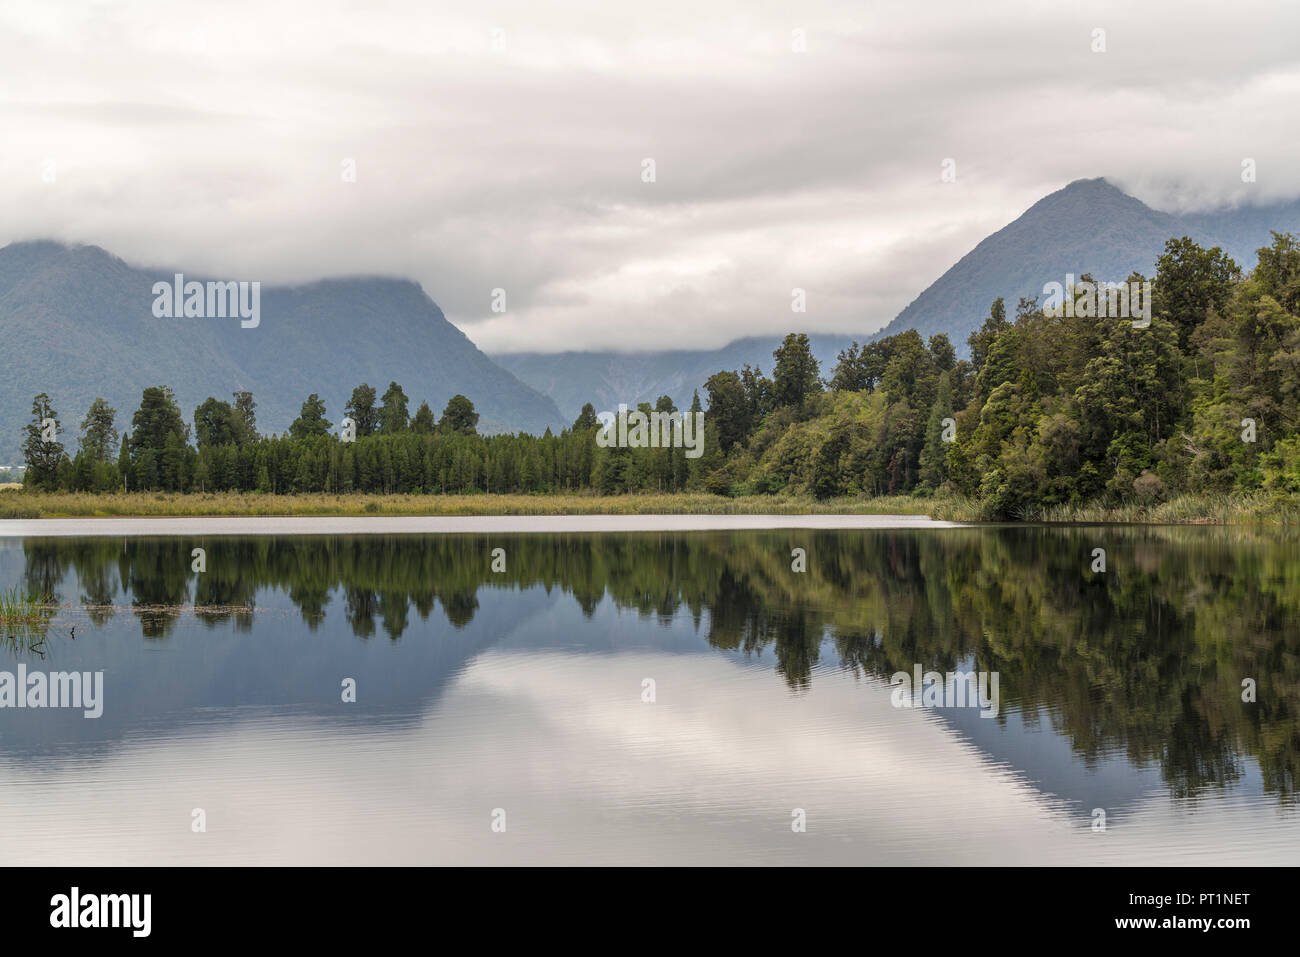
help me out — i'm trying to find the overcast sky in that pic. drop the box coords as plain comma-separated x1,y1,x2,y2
3,0,1299,353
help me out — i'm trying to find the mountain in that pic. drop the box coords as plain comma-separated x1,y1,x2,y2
9,179,1298,464
1181,195,1300,262
496,334,859,422
871,177,1300,346
0,241,564,464
496,178,1300,418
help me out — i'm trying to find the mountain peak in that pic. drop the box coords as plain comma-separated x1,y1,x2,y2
1,238,114,261
0,243,565,462
869,179,1297,350
1023,177,1159,220
1061,176,1123,192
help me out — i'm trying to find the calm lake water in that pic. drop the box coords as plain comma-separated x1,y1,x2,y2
1,525,1296,865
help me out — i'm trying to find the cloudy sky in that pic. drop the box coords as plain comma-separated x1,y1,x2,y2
3,0,1298,353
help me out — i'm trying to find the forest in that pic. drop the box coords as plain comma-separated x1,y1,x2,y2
18,232,1300,519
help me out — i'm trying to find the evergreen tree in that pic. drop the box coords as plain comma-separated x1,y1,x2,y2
22,393,65,488
345,384,379,436
289,394,332,439
704,371,751,452
968,297,1008,375
130,387,189,461
411,401,436,434
231,391,259,445
439,394,479,435
117,434,132,491
918,371,954,489
161,431,186,490
79,398,118,462
772,333,822,409
740,364,773,422
1154,237,1240,348
379,381,410,433
194,397,238,448
193,453,210,492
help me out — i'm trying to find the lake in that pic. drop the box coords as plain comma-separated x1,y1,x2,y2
1,524,1296,865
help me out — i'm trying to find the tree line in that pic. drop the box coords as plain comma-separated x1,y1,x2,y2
692,231,1300,513
19,231,1300,512
20,381,704,495
21,527,1300,799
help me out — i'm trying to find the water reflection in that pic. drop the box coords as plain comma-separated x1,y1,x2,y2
1,527,1297,864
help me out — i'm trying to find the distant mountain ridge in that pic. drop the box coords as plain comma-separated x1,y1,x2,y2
495,334,860,425
7,179,1299,464
871,177,1300,344
0,241,564,463
497,178,1300,419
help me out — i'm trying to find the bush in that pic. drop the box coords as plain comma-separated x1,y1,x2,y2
0,498,40,519
1133,470,1166,502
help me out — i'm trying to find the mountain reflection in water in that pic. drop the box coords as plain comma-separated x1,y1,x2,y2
0,526,1295,865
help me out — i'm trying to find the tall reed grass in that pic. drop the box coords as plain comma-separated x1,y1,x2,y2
1,489,932,518
4,487,1295,524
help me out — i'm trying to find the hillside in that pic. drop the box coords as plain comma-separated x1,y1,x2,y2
873,177,1300,346
498,179,1300,414
495,334,858,422
9,179,1299,466
0,242,565,463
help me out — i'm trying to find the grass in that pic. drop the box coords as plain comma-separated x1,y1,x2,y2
0,582,56,629
1036,493,1300,525
0,489,933,518
3,487,1295,524
0,585,59,656
0,585,55,624
932,491,1300,525
0,495,40,519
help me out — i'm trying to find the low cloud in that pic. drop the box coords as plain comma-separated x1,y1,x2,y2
3,0,1298,352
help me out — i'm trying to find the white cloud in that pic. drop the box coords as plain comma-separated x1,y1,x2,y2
3,0,1298,351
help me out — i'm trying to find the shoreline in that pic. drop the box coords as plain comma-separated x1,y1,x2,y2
0,513,969,537
3,489,1296,528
